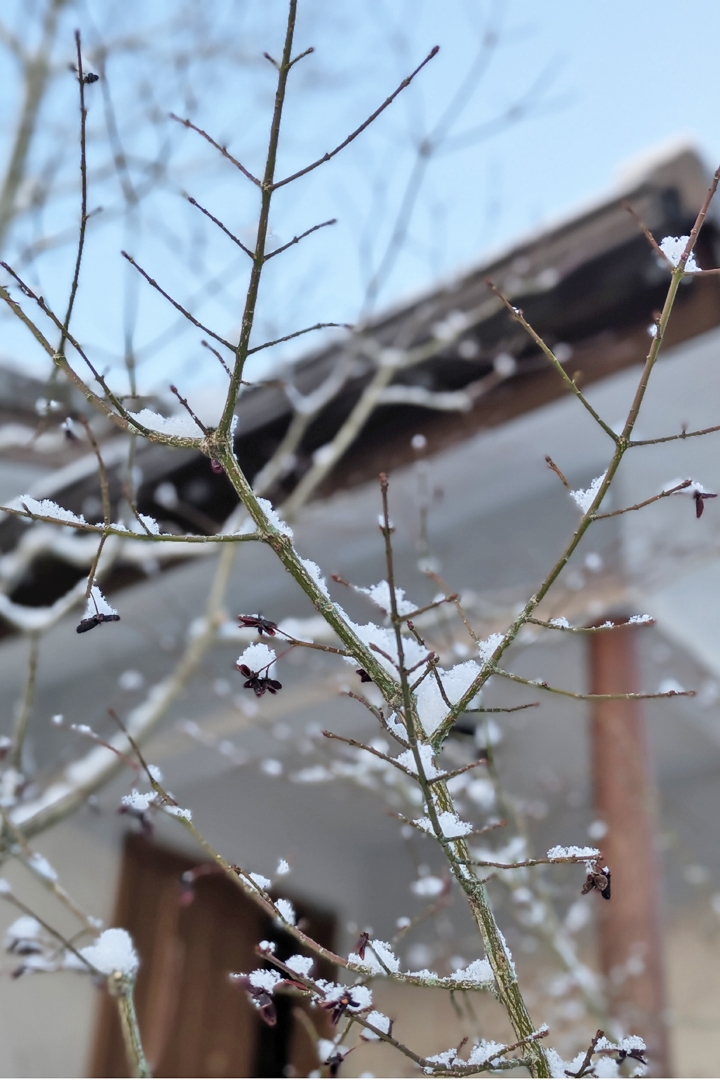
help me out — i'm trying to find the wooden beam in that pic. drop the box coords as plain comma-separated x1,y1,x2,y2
589,621,672,1076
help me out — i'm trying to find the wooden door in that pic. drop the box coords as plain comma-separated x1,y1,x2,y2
89,833,335,1078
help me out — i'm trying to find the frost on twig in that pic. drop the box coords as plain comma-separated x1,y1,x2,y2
664,476,718,518
415,809,474,838
357,579,418,616
76,584,120,634
18,496,86,527
659,235,702,273
569,474,606,514
126,409,201,442
546,846,600,861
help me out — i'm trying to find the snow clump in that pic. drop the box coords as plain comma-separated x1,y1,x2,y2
80,928,139,977
570,473,606,513
659,235,701,272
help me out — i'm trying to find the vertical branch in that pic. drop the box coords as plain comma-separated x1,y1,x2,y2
75,415,111,598
58,30,91,356
218,0,298,436
621,165,720,441
12,632,40,770
110,974,150,1078
378,474,550,1078
0,0,67,247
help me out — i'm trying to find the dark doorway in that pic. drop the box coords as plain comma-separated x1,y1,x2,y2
89,833,335,1077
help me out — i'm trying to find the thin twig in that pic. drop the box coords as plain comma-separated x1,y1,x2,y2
527,617,655,634
187,195,254,258
545,455,570,489
75,416,111,526
1,810,98,929
629,421,720,447
592,480,690,519
462,703,540,714
169,113,261,186
169,384,209,434
564,1029,604,1079
0,889,95,974
247,320,351,355
58,32,91,357
121,251,236,352
273,46,439,189
496,668,695,702
12,633,39,769
0,502,259,544
264,217,336,261
623,201,670,263
463,856,599,870
201,339,232,376
0,263,129,417
486,279,619,443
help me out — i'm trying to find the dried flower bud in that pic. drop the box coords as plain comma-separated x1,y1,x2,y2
320,989,360,1024
581,857,612,900
235,663,283,697
237,615,279,636
76,613,120,634
355,930,370,959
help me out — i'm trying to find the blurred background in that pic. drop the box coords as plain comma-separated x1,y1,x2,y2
3,1,720,393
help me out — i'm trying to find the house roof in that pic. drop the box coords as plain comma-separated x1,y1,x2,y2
1,144,719,622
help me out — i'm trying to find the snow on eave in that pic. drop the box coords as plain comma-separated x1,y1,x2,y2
280,143,713,379
456,140,714,284
0,438,130,526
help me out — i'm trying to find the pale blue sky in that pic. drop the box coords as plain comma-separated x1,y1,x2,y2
2,1,720,397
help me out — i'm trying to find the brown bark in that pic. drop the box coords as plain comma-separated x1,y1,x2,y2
589,622,672,1076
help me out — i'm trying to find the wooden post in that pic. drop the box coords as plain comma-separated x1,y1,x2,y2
589,621,672,1076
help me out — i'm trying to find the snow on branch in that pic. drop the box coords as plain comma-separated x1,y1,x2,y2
18,496,86,527
569,473,606,514
80,928,139,977
127,407,205,440
659,235,701,272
